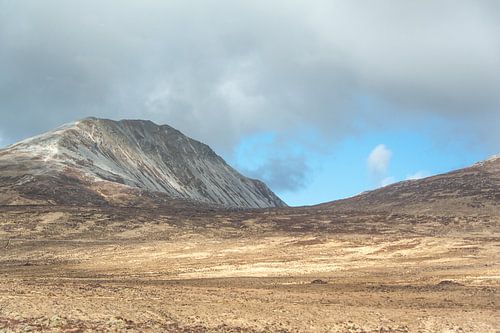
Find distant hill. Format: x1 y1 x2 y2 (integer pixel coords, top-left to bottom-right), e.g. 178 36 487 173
316 156 499 215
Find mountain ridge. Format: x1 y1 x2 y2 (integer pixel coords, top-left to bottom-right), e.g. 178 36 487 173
316 155 499 215
0 118 285 208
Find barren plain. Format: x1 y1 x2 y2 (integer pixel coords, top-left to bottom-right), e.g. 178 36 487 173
0 205 498 332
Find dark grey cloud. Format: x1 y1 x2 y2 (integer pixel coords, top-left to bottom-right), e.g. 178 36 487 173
243 156 310 192
0 0 499 152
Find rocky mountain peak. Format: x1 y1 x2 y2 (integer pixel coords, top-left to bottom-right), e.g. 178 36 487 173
0 118 286 208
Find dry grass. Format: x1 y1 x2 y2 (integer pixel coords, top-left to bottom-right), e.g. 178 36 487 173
0 206 498 332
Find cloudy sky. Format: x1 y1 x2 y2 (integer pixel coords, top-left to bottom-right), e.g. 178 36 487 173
1 0 499 205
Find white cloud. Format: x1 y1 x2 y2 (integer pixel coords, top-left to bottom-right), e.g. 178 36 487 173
380 176 396 187
367 144 397 188
405 170 429 180
367 144 392 176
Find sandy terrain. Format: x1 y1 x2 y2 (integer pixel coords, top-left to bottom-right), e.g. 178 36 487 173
0 206 498 332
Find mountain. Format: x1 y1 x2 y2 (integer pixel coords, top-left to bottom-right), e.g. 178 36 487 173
0 118 286 208
317 155 500 215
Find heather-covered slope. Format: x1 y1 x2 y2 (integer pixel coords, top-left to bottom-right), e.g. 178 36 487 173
318 156 500 215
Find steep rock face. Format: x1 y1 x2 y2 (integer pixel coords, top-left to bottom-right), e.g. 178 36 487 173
0 118 286 208
317 156 500 215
